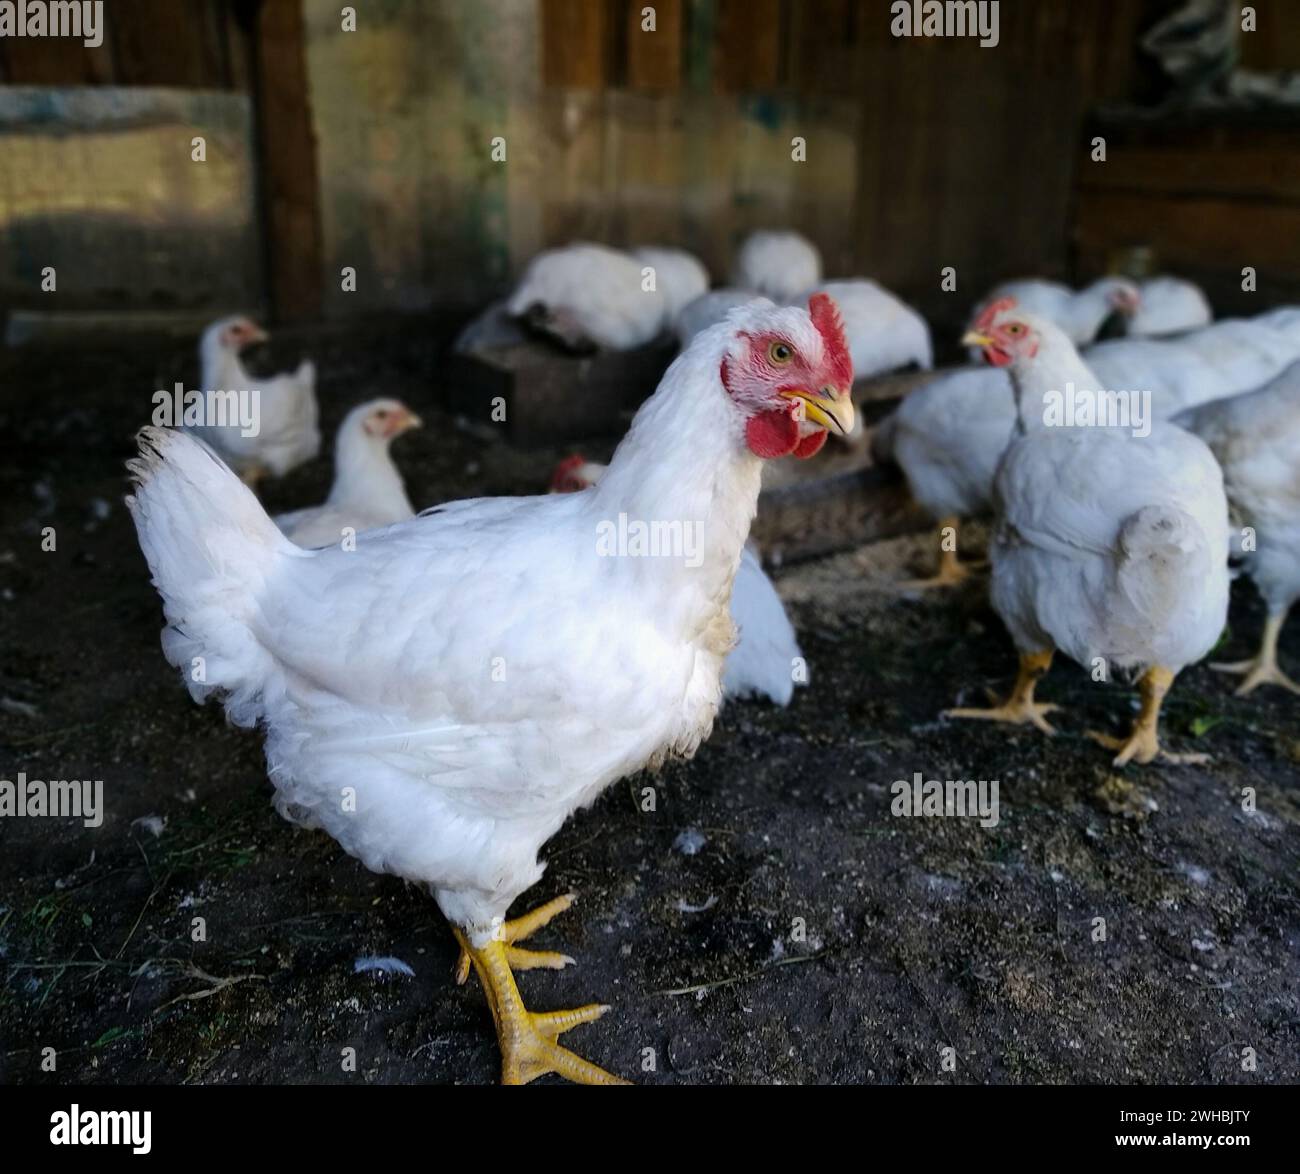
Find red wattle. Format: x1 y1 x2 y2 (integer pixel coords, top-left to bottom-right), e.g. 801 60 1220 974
793 429 828 459
745 409 801 458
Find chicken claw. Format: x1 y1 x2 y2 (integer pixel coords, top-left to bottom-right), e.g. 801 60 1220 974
898 517 986 591
944 649 1058 734
1211 614 1300 696
1086 665 1209 767
454 892 577 985
452 926 628 1086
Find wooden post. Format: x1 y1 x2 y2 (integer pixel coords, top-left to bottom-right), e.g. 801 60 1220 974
251 0 323 322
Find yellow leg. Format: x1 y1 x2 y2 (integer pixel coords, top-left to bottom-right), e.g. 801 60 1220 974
1088 665 1209 767
452 927 628 1086
899 517 985 590
454 891 577 985
944 649 1059 734
1211 611 1299 696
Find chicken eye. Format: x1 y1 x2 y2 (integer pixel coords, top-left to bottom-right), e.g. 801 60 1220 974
769 341 793 364
1006 324 1024 335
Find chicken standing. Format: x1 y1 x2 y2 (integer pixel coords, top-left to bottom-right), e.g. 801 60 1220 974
127 295 854 1084
190 316 320 486
950 299 1229 766
877 316 1300 588
967 277 1140 353
275 399 422 549
549 455 805 706
1175 360 1300 694
731 230 822 303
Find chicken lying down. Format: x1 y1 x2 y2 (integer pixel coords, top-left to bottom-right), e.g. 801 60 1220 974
189 316 320 487
274 399 422 550
549 455 804 706
1175 360 1300 694
876 315 1300 589
953 298 1230 767
126 294 854 1085
967 277 1139 355
731 230 822 303
501 242 709 353
1127 276 1212 337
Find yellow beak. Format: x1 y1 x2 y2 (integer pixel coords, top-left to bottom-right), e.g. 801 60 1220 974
962 331 993 348
781 388 855 437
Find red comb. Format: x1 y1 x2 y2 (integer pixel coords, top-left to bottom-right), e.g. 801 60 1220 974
549 453 588 493
975 295 1017 333
809 293 854 388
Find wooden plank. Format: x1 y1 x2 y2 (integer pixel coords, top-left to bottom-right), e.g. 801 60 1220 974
540 0 610 89
713 0 781 92
110 0 227 87
753 463 930 565
253 0 323 322
626 0 682 90
1075 189 1300 312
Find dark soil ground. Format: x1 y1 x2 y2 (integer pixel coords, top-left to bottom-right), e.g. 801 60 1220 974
1 321 1297 1086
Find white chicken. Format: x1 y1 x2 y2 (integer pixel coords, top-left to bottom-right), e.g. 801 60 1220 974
877 316 1300 587
274 399 422 549
1175 360 1300 694
126 295 854 1084
676 289 764 347
190 316 320 486
505 242 665 352
549 455 804 706
731 230 822 303
950 299 1230 766
967 277 1140 353
796 280 932 378
631 246 710 328
1127 276 1212 337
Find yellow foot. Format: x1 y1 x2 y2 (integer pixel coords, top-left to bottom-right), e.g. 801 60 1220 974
453 925 628 1086
454 892 576 985
1211 656 1300 697
898 558 982 591
944 694 1060 734
1087 728 1209 768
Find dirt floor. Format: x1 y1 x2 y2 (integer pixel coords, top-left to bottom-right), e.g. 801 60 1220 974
1 322 1298 1086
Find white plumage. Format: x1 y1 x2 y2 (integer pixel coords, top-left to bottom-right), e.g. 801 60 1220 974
274 398 421 549
505 242 667 351
1127 276 1212 337
676 289 764 347
188 316 320 484
731 230 822 303
126 296 853 1083
968 277 1139 352
877 317 1300 582
1175 360 1300 693
952 306 1229 765
797 280 931 378
631 246 710 328
548 456 803 706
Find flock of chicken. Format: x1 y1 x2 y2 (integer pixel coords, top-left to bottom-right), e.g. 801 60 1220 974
125 229 1298 1085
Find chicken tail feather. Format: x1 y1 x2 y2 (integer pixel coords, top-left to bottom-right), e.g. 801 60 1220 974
126 425 299 724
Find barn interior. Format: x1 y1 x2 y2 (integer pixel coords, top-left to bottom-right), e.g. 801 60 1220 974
2 0 1298 1087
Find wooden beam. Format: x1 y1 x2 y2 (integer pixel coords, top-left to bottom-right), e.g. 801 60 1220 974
251 0 322 322
626 0 682 90
540 0 610 89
